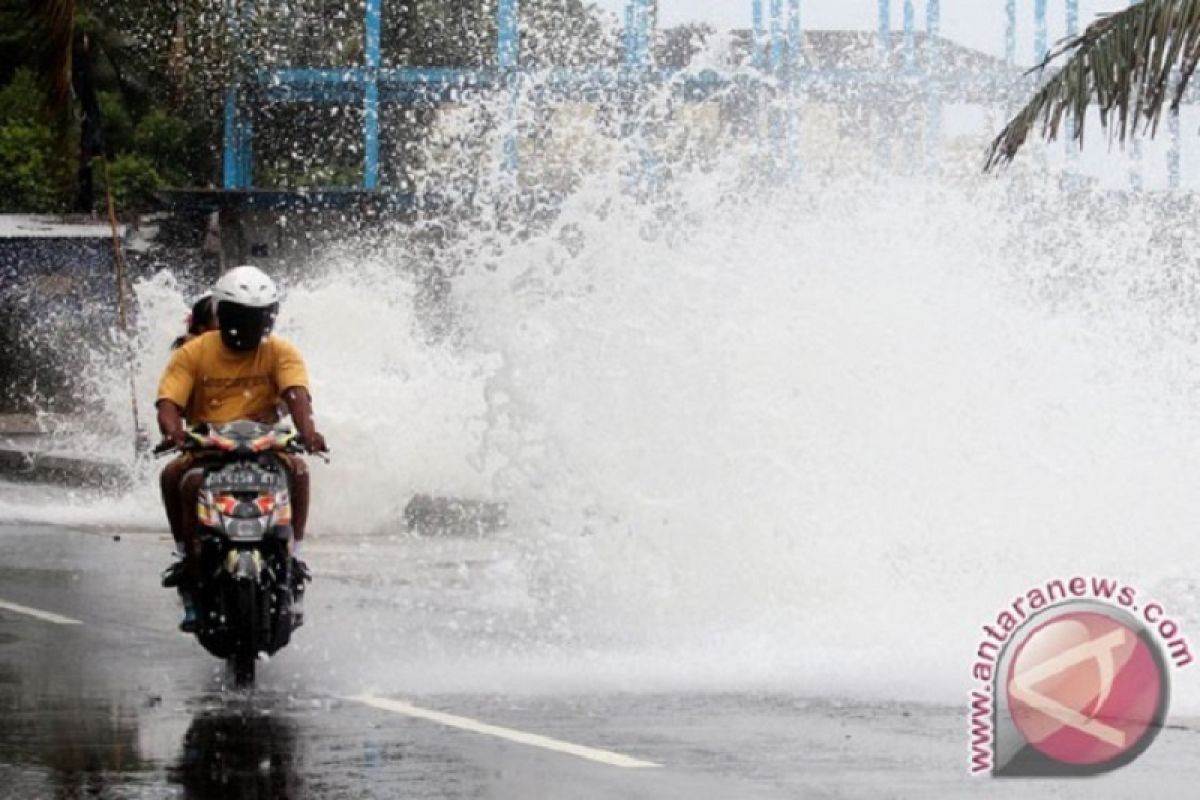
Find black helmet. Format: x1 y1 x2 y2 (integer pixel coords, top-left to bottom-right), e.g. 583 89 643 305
216 300 279 351
212 266 280 352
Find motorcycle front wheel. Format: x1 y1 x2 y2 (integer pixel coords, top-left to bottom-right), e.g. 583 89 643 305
231 579 259 686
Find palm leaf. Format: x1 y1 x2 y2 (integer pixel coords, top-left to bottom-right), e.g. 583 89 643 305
985 0 1200 171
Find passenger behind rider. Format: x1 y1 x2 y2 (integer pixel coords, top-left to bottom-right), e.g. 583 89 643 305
156 266 327 630
171 293 218 351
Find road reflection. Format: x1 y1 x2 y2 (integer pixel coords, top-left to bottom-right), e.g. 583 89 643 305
171 705 307 799
0 612 149 798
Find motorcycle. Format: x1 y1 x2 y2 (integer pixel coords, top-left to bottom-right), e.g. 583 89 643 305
156 420 313 685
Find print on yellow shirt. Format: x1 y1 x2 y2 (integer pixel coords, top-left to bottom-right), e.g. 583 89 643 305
157 331 310 424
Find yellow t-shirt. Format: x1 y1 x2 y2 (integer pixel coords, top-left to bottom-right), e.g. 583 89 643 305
157 331 310 424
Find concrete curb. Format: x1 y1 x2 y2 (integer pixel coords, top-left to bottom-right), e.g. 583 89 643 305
0 447 506 537
0 414 117 436
0 415 45 435
0 448 132 489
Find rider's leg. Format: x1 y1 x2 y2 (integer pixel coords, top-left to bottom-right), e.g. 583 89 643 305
160 455 196 591
159 455 191 547
287 456 310 545
175 467 206 633
280 456 311 626
179 468 206 566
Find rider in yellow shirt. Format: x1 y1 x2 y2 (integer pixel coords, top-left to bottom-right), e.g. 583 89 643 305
157 266 327 630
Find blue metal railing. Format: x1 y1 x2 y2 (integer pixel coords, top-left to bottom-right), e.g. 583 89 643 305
1035 0 1049 62
223 0 659 190
364 0 382 189
221 1 1186 193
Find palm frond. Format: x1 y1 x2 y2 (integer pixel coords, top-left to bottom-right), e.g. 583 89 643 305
27 0 77 106
985 0 1200 171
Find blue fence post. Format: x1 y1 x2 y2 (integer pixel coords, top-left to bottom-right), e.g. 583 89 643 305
239 0 257 188
619 0 653 66
926 0 940 63
902 0 915 72
752 0 766 69
498 0 519 68
787 0 801 176
1035 0 1048 63
924 0 942 175
364 0 381 190
631 0 659 194
222 0 245 189
770 0 784 73
239 110 254 187
876 0 891 171
877 0 891 57
626 0 643 66
766 0 785 174
498 0 520 179
623 0 653 67
640 0 654 66
1005 0 1016 66
633 0 643 65
898 0 916 169
223 87 241 189
787 0 801 72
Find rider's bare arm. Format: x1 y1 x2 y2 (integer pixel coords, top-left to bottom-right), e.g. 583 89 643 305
157 400 187 447
282 387 327 453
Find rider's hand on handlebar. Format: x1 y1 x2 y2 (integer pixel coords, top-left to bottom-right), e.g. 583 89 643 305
303 430 328 454
161 428 188 450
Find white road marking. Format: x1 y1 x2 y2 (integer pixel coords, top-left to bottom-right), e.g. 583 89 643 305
347 694 660 769
0 598 82 626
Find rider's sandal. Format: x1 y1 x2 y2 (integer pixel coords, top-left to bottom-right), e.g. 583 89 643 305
291 557 311 627
161 559 186 589
179 603 198 633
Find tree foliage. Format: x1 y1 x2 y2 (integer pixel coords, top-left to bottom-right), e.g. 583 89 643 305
2 0 617 207
986 0 1200 170
103 152 162 210
0 68 65 212
0 123 57 211
133 108 195 183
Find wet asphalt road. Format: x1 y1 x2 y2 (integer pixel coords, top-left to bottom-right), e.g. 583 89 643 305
2 519 1200 799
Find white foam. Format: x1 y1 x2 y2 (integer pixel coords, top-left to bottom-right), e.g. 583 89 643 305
9 131 1200 711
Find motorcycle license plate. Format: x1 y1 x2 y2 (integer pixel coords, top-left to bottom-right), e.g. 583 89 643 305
212 469 277 488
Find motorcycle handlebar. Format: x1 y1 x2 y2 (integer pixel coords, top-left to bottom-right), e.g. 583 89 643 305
152 440 180 457
151 438 326 458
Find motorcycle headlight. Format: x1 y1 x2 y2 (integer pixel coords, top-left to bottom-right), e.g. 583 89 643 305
227 518 268 541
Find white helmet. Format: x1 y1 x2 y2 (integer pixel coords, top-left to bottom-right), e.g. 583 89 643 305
212 265 279 308
212 266 280 351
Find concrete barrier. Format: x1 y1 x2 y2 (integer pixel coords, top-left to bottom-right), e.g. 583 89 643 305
0 416 504 535
0 447 131 489
0 415 131 488
403 494 507 537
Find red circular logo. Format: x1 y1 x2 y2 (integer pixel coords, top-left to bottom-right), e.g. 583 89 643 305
1006 610 1166 766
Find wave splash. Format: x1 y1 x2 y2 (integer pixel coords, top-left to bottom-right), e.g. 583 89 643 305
7 117 1200 703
